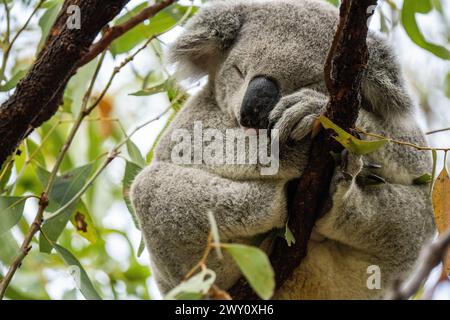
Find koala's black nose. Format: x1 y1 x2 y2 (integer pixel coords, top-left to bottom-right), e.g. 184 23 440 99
240 76 280 129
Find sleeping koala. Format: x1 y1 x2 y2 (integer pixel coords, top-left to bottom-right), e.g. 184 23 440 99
131 0 435 299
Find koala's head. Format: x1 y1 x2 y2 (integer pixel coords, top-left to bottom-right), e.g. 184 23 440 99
169 0 338 129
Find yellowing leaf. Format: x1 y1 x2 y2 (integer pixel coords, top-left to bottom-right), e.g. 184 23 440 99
98 96 114 138
319 115 388 155
69 201 98 244
432 167 450 274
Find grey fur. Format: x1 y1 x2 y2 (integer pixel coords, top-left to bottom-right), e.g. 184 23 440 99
131 0 434 299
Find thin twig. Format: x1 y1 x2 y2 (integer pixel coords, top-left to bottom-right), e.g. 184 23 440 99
386 231 450 300
77 0 177 67
0 0 45 81
357 128 450 152
426 127 450 135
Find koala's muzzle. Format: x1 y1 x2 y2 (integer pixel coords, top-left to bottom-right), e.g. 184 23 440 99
240 76 280 129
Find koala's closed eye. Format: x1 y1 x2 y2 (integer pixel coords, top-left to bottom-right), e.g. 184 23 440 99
233 65 245 79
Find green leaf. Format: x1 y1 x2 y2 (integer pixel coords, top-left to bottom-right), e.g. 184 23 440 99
0 231 19 264
0 156 14 192
38 0 62 50
129 79 167 96
123 161 143 229
431 0 443 13
413 173 432 185
146 110 178 163
37 164 93 253
319 116 388 155
401 0 450 60
223 244 275 300
0 69 27 92
126 140 146 167
26 138 46 167
0 197 27 235
284 224 296 247
326 0 340 7
137 236 146 257
53 244 102 300
69 201 98 244
165 268 216 300
110 4 188 55
444 73 450 99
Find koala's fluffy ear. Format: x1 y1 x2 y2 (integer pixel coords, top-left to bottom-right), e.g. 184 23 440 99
168 1 244 81
362 32 413 117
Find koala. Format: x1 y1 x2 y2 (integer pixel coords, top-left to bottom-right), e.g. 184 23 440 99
131 0 435 299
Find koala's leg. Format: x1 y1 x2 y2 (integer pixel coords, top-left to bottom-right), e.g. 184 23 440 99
315 152 435 275
269 88 328 142
130 162 286 293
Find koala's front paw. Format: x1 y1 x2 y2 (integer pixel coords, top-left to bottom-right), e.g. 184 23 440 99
269 89 327 142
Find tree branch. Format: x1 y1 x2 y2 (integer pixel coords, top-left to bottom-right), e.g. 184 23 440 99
0 0 178 169
386 231 450 300
0 0 130 168
229 0 378 300
77 0 176 67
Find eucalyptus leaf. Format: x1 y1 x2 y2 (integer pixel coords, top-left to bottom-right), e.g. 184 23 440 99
0 69 27 92
223 244 275 300
123 161 143 229
0 197 27 235
319 116 388 155
401 0 450 60
37 164 93 253
126 140 146 167
53 244 102 300
165 268 216 300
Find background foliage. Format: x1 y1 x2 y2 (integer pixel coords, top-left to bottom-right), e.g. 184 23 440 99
0 0 449 300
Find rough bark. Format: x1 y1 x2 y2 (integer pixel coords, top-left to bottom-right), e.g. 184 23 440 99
229 0 378 300
0 0 130 166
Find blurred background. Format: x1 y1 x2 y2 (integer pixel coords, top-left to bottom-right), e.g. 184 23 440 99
0 0 449 300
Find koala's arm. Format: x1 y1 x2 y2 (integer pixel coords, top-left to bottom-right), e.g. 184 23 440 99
315 117 435 267
131 161 286 293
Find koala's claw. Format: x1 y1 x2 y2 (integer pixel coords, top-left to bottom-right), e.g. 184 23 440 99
333 150 363 187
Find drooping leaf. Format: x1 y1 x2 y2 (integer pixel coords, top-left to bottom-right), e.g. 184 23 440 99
146 110 178 163
431 149 438 193
126 140 146 168
319 116 388 155
137 236 146 257
223 244 275 300
37 164 93 253
0 197 27 235
0 231 19 264
53 244 102 300
432 167 450 233
123 161 143 229
432 167 450 275
401 0 450 60
165 268 216 300
69 201 98 244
